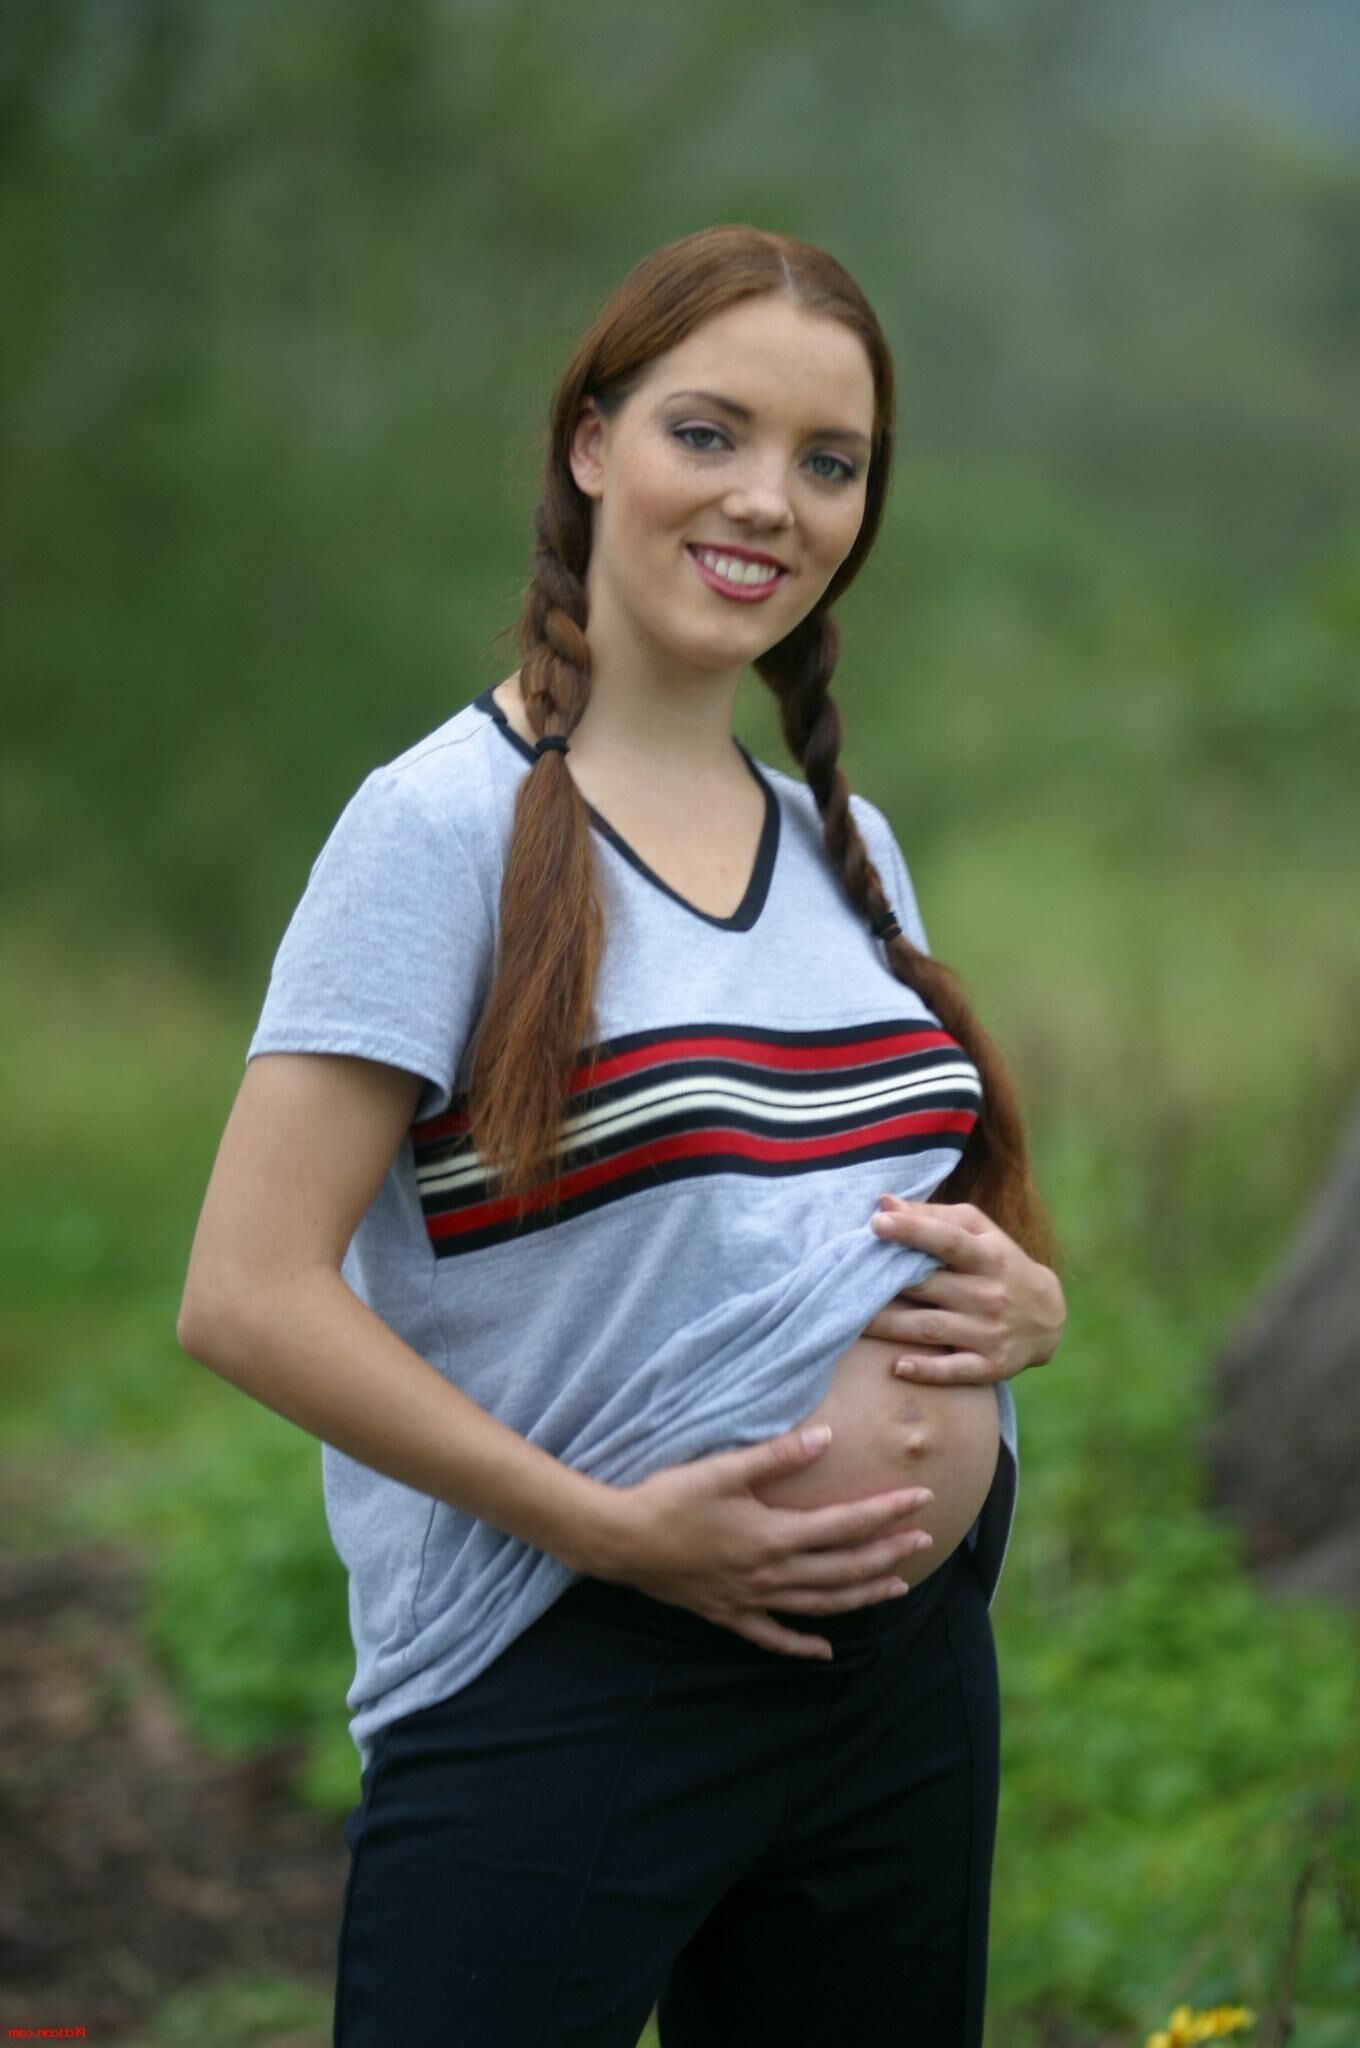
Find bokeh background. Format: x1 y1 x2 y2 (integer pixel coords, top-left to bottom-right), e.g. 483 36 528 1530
3 2 1358 2042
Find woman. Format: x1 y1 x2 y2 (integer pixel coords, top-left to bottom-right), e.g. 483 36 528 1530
178 225 1065 2046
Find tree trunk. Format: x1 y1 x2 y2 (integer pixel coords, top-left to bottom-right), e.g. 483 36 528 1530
1200 1094 1360 1604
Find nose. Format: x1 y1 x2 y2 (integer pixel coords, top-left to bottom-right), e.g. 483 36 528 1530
721 457 796 531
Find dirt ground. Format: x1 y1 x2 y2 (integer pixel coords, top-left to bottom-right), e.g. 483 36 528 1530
0 1454 345 2043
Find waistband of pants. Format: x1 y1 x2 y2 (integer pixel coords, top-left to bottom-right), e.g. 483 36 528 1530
554 1537 978 1656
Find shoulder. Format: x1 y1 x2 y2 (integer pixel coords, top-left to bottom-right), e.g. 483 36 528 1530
362 698 500 820
744 747 928 949
300 699 505 928
334 700 505 858
742 749 902 866
847 786 897 857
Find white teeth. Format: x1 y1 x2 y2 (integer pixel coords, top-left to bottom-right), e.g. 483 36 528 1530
694 547 782 587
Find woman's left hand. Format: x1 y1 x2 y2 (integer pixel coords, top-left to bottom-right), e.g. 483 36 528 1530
863 1194 1066 1385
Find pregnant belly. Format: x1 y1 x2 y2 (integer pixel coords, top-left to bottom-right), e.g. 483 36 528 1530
751 1332 1001 1588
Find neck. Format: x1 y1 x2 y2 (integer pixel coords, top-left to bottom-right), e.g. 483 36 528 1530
570 656 746 785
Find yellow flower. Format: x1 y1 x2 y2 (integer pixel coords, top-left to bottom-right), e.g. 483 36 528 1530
1193 2011 1255 2041
1145 2003 1255 2048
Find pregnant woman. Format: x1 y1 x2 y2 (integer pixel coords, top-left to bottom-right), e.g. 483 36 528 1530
178 224 1065 2047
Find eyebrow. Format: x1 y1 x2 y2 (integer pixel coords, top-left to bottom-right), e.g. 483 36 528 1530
662 388 872 451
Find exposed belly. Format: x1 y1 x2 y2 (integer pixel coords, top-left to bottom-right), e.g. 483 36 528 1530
751 1332 1002 1588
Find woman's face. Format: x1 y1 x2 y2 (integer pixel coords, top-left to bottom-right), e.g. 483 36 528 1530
568 294 876 686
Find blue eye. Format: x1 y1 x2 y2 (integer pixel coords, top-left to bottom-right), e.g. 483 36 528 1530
672 424 857 483
673 424 726 452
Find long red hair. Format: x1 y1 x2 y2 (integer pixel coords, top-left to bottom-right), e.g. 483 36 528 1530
468 224 1058 1270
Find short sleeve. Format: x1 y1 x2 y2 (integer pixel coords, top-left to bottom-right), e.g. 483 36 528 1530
851 792 931 955
246 765 496 1123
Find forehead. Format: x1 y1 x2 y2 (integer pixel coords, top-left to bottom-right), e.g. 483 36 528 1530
635 296 875 431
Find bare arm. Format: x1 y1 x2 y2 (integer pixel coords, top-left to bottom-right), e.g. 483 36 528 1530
177 1051 627 1571
177 1051 937 1655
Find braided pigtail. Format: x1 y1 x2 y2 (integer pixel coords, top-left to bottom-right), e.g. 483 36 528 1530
464 494 606 1212
465 222 1056 1257
755 610 1059 1271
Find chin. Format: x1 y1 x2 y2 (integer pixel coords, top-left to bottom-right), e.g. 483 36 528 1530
683 604 788 657
682 638 769 677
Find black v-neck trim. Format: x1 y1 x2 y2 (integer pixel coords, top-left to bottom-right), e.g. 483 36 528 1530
472 685 780 933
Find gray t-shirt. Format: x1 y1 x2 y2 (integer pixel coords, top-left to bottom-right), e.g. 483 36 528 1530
247 686 1019 1769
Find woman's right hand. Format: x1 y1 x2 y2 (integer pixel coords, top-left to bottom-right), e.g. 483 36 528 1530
589 1426 934 1659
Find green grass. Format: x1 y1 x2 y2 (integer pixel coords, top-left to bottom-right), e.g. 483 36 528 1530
124 1971 332 2048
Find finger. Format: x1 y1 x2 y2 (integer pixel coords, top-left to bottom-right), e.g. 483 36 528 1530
892 1352 998 1385
757 1540 929 1605
726 1612 834 1660
764 1487 935 1553
861 1286 974 1346
869 1208 994 1273
765 1573 914 1614
870 1201 997 1273
859 1300 929 1344
889 1307 990 1352
892 1271 981 1309
876 1195 993 1236
759 1531 934 1596
712 1423 839 1492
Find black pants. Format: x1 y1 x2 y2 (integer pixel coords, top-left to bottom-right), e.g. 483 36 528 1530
334 1539 1000 2047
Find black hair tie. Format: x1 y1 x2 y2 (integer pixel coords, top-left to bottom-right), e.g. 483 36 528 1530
533 733 570 758
870 907 902 941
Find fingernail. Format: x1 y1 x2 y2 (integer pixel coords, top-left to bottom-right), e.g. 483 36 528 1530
802 1425 833 1450
870 1213 893 1234
888 1580 909 1596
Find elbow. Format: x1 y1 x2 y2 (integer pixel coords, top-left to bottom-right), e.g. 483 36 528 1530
176 1286 224 1370
176 1260 254 1373
177 1250 331 1378
175 1290 212 1365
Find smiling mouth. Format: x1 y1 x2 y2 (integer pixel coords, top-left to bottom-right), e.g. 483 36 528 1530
686 545 791 601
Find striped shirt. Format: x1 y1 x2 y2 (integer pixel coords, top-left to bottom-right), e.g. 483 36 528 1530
246 687 1019 1770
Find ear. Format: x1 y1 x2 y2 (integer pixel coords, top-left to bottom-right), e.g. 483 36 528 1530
568 398 608 501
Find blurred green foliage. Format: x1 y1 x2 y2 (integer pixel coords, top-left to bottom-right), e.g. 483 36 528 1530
4 2 1359 2042
5 0 1358 978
